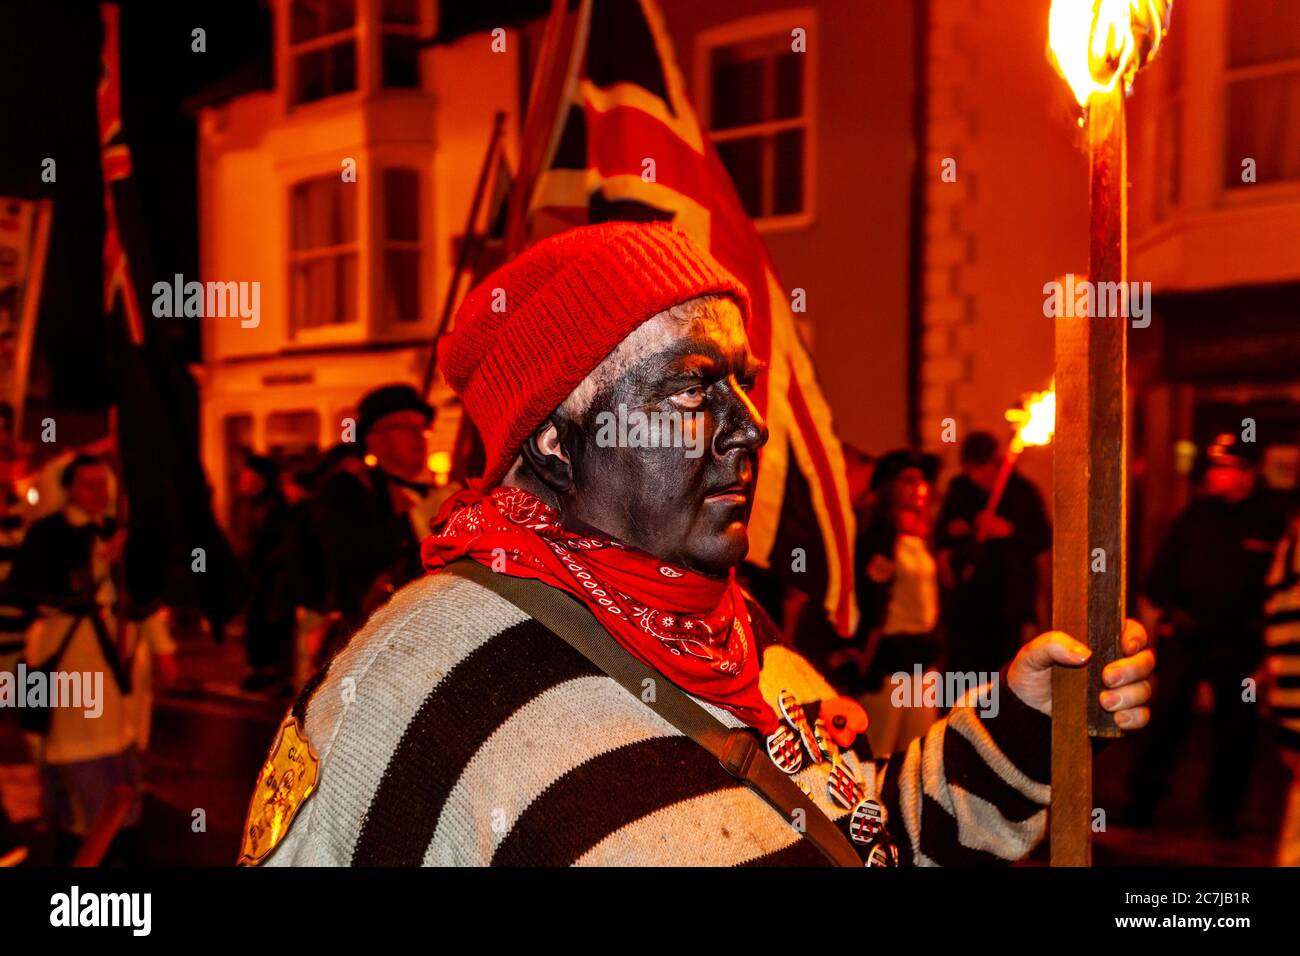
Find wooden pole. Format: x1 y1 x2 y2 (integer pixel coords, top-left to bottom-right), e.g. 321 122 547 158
1083 89 1128 742
11 198 52 439
504 0 577 256
420 110 507 397
1050 85 1128 866
977 445 1020 539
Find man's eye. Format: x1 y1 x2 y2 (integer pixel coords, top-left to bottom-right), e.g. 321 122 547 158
673 385 706 407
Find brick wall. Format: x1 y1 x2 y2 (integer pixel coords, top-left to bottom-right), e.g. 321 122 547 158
920 0 980 466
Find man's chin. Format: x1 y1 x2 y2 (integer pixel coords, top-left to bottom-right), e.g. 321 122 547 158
678 525 750 578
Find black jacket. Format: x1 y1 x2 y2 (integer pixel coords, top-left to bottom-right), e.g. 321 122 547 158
312 465 425 625
936 470 1051 627
1145 490 1291 635
10 512 116 612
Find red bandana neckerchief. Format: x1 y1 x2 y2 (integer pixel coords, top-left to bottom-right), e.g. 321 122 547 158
422 486 778 734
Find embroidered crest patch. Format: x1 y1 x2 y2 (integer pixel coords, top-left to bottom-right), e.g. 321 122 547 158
238 715 320 866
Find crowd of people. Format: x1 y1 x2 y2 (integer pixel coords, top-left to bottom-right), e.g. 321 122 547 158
0 384 458 866
226 384 458 696
1125 434 1294 845
0 237 1295 865
782 427 1298 862
788 433 1053 759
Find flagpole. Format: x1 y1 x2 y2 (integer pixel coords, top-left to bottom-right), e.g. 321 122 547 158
11 199 52 439
420 110 508 397
504 0 569 254
504 0 592 256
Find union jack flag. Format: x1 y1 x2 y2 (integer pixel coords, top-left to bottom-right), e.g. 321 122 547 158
511 0 858 635
93 1 240 627
98 1 143 345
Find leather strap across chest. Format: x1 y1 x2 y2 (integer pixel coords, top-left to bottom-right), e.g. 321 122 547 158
445 559 863 867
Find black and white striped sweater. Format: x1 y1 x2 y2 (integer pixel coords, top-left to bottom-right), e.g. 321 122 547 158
259 570 1051 866
1266 518 1300 754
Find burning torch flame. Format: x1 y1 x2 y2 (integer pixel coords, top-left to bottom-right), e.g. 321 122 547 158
1048 0 1173 107
977 384 1057 536
1006 384 1056 453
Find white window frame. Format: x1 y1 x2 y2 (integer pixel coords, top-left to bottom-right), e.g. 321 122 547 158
1211 0 1300 205
377 0 428 90
283 0 363 109
377 165 424 330
1220 4 1300 197
694 8 817 233
286 170 364 344
1148 16 1185 224
276 0 434 113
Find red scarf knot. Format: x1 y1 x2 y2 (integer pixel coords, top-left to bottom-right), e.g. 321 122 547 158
423 486 778 733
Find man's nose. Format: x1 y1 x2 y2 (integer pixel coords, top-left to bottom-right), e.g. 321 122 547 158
714 378 768 457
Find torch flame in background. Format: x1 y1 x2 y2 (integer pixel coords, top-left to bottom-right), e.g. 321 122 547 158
1048 0 1173 107
975 384 1057 537
1006 383 1057 453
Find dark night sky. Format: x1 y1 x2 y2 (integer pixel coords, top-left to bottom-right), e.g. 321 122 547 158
0 0 269 412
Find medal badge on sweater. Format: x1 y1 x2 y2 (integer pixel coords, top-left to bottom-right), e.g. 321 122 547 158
238 715 320 865
766 689 897 860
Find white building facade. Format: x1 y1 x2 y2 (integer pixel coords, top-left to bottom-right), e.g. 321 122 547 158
195 0 518 520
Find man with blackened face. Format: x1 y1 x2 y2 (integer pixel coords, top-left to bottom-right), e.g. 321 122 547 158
247 222 1154 868
517 295 763 577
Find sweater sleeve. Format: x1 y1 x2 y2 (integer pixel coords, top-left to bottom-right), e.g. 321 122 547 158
870 667 1051 866
1265 521 1300 754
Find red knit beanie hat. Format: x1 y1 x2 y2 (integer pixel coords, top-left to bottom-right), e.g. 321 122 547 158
438 221 751 487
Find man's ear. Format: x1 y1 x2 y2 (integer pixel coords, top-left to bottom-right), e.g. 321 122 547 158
521 416 574 493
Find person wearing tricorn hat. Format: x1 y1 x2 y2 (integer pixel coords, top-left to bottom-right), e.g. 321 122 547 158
242 221 1154 867
827 450 942 756
309 384 436 651
1125 432 1291 836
